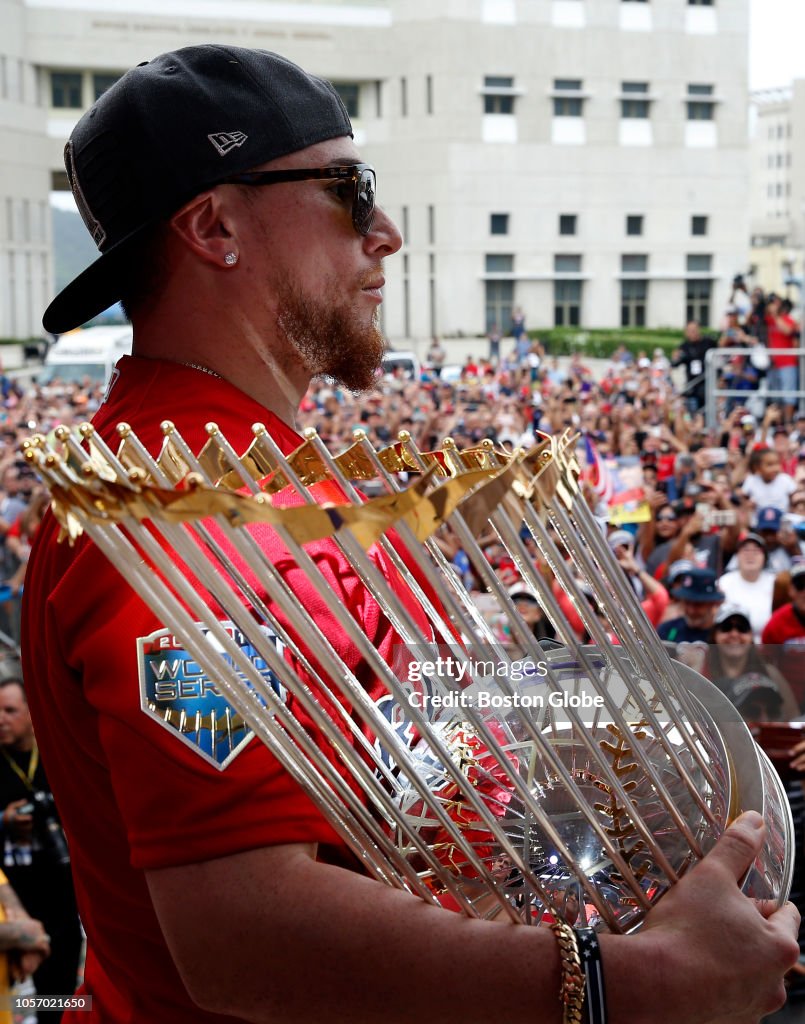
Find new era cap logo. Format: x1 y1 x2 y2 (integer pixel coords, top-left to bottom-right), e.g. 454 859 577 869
208 131 248 156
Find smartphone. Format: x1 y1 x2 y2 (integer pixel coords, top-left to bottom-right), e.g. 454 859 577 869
701 447 729 467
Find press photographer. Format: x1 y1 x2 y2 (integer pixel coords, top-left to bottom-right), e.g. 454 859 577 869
0 674 80 1021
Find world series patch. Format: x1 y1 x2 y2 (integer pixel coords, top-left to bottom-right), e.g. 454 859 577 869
137 621 285 770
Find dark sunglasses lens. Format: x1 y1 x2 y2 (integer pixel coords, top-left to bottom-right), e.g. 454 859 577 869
353 168 375 235
793 576 805 591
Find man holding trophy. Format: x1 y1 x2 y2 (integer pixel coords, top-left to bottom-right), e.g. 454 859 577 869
20 45 799 1024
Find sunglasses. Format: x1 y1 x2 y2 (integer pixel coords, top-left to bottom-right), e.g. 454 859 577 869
715 619 751 634
220 163 376 236
792 575 805 591
657 514 677 522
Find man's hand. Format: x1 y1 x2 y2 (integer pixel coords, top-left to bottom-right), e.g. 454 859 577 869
615 549 639 576
2 799 33 842
628 812 800 1024
0 915 51 981
789 739 805 774
682 511 705 538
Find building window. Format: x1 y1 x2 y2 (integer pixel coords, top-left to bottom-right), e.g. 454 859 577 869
553 254 582 327
50 71 82 108
621 255 648 327
622 254 648 274
375 81 383 118
559 214 577 236
490 213 509 235
553 79 583 117
483 76 515 114
554 281 582 326
686 254 712 325
486 280 514 332
485 254 514 332
92 73 120 101
687 83 715 120
626 214 644 236
621 280 647 326
333 83 360 118
691 215 708 236
400 78 407 117
429 253 436 335
686 254 712 273
401 206 409 243
686 280 712 325
401 254 410 333
426 74 433 115
688 0 713 4
486 254 514 274
428 205 435 244
621 81 649 119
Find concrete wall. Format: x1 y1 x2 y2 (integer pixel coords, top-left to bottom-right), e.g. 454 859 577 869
0 0 751 339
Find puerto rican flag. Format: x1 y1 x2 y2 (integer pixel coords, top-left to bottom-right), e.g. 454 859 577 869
582 434 615 505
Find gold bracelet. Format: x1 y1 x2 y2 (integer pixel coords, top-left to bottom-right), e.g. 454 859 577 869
550 920 585 1024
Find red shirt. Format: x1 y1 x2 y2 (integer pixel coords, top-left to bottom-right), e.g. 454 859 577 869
761 602 805 707
766 314 798 368
22 357 431 1022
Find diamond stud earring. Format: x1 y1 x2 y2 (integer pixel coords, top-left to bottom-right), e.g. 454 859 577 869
224 252 239 266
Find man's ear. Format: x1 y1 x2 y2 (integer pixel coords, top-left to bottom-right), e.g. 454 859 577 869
169 190 237 267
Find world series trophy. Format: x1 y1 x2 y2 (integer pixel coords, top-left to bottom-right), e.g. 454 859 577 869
23 422 793 940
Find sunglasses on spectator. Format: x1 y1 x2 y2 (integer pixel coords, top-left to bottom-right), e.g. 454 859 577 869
792 576 805 592
219 163 376 236
715 619 752 634
657 514 677 522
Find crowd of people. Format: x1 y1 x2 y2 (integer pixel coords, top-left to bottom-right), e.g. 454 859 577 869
1 290 805 712
1 296 803 1014
1 41 803 1024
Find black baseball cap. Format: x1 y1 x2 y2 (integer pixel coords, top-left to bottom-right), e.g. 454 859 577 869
43 45 353 334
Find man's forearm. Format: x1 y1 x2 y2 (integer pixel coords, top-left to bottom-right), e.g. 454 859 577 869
146 822 796 1024
149 846 567 1024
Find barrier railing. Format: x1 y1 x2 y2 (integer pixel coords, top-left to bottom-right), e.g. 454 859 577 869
704 346 805 429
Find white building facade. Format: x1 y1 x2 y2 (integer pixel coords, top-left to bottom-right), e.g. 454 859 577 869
1 0 751 341
750 82 805 298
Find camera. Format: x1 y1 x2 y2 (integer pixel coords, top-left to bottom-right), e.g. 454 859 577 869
22 791 70 866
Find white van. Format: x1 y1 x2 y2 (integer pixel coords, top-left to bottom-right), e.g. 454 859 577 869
381 349 421 382
38 325 133 386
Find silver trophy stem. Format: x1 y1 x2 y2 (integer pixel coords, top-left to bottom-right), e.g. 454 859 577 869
101 427 524 915
400 436 716 848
